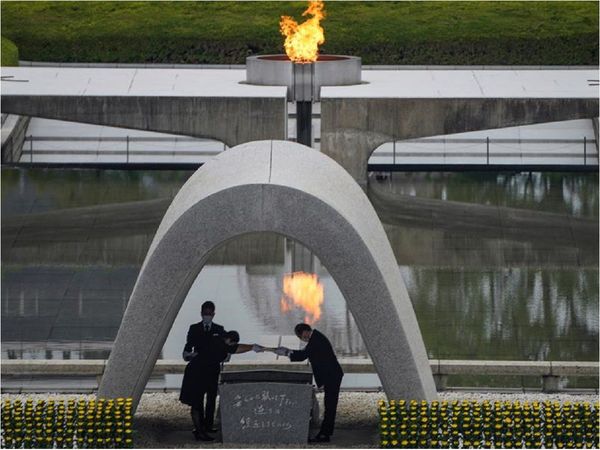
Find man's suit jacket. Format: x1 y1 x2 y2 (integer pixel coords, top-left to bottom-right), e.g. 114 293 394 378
180 322 231 402
183 322 226 357
289 329 344 387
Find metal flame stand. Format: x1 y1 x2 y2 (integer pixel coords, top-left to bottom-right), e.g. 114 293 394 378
293 62 315 147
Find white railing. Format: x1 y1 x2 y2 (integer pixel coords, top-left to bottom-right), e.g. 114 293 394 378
19 135 599 167
369 137 599 168
20 135 226 164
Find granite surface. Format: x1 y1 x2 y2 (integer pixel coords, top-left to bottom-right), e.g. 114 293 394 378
98 141 437 409
219 382 312 445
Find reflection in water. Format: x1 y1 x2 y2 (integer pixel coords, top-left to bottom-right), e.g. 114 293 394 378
164 246 369 363
403 266 598 361
372 172 598 219
280 272 324 325
1 169 598 379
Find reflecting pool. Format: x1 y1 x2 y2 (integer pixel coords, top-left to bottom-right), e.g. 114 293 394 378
2 168 598 388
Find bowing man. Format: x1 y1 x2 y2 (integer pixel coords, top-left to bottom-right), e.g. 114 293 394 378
275 323 344 443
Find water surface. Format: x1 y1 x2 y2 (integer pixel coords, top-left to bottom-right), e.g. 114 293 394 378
2 168 597 388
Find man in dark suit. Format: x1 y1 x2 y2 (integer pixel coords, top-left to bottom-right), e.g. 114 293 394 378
179 301 257 441
275 323 344 443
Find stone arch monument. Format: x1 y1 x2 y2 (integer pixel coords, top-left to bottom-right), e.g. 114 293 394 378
98 140 437 408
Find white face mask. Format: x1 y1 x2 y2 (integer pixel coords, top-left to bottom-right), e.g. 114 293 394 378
202 315 213 326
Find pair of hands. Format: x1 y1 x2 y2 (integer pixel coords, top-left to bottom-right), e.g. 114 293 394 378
252 344 291 357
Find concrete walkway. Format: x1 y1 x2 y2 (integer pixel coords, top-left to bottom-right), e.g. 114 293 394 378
1 68 280 97
4 67 596 99
324 69 598 98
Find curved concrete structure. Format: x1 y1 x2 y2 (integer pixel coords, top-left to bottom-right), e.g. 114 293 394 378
98 140 437 408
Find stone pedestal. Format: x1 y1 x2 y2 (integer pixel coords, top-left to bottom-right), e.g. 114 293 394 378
219 381 313 445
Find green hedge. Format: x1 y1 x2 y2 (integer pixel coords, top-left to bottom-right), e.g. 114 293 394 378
1 37 19 66
1 398 134 449
378 399 599 448
1 1 598 65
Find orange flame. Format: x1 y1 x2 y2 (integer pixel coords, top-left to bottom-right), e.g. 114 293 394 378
280 272 324 324
280 1 325 63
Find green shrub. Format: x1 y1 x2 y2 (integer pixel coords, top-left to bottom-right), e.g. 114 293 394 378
378 399 600 448
1 397 134 449
1 2 598 65
1 37 19 66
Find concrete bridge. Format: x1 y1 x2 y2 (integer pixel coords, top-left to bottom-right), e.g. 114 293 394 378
0 68 287 147
320 69 599 183
1 67 598 183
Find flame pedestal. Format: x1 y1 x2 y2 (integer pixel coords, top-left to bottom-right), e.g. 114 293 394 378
246 55 361 146
246 55 361 102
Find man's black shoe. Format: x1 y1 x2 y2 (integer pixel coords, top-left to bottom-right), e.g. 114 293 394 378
193 430 215 441
309 433 330 443
205 426 219 433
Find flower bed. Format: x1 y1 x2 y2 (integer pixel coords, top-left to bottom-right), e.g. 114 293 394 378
1 397 133 449
379 399 599 449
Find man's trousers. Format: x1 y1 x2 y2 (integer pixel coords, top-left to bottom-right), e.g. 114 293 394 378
319 376 342 436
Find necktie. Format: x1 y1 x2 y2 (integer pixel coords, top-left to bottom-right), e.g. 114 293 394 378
205 325 209 333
